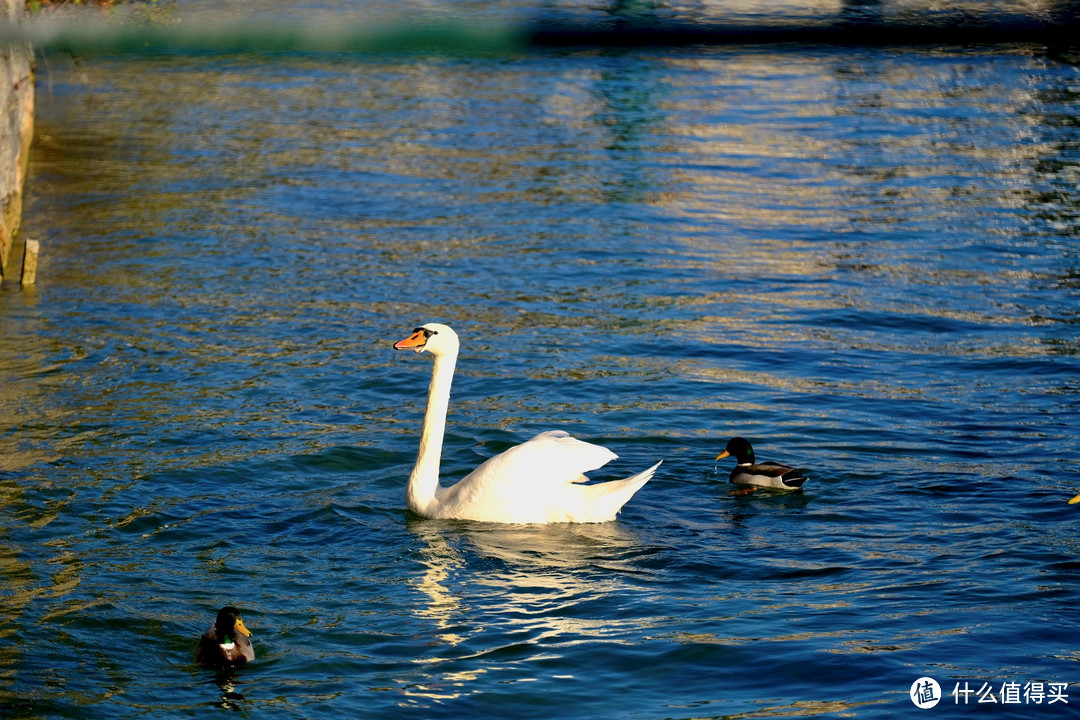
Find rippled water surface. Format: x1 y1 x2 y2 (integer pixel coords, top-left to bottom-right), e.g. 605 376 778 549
2 3 1079 718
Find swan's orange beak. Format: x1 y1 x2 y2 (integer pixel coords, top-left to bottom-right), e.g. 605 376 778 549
394 329 428 352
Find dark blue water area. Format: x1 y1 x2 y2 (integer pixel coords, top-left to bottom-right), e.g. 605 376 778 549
2 8 1080 718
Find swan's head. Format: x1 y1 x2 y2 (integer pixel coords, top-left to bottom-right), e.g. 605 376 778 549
394 323 459 357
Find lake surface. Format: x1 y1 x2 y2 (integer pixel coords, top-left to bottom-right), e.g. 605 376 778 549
2 1 1079 717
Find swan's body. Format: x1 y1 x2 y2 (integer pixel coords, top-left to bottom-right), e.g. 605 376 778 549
394 323 660 524
716 437 807 491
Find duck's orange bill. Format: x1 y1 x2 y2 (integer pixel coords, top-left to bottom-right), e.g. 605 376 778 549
1068 493 1080 505
233 617 253 637
394 330 427 351
715 450 731 461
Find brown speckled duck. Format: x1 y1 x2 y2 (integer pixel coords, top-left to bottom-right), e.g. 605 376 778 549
716 437 807 491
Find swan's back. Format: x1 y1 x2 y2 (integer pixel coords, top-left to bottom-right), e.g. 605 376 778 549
433 431 658 523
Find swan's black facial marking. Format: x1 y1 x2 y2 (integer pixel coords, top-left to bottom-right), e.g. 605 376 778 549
415 327 438 339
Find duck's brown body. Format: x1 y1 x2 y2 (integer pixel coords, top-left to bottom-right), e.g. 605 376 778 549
195 606 255 670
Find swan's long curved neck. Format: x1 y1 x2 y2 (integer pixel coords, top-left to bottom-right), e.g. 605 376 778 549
407 350 456 515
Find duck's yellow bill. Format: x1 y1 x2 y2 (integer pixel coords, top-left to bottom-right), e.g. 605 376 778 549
1068 493 1080 505
233 617 253 637
715 450 730 461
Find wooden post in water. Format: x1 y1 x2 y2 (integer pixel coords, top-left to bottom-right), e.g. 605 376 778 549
0 0 36 280
21 238 38 286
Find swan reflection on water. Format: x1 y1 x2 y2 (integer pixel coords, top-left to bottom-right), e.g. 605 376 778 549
408 516 646 579
402 519 651 703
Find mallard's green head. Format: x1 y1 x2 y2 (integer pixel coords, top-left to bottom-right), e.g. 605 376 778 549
214 606 252 643
716 437 755 465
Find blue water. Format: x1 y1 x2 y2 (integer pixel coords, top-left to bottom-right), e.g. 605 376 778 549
2 4 1079 718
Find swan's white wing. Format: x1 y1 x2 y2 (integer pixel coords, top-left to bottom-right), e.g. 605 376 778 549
433 430 619 522
461 430 616 488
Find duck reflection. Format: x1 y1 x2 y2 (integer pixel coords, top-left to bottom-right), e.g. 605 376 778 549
210 674 248 711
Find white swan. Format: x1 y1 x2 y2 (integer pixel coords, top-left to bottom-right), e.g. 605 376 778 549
393 323 661 524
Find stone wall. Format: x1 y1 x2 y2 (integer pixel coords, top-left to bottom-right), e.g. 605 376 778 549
0 0 33 277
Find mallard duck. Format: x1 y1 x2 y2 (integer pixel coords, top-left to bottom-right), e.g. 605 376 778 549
715 437 807 491
195 606 255 669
